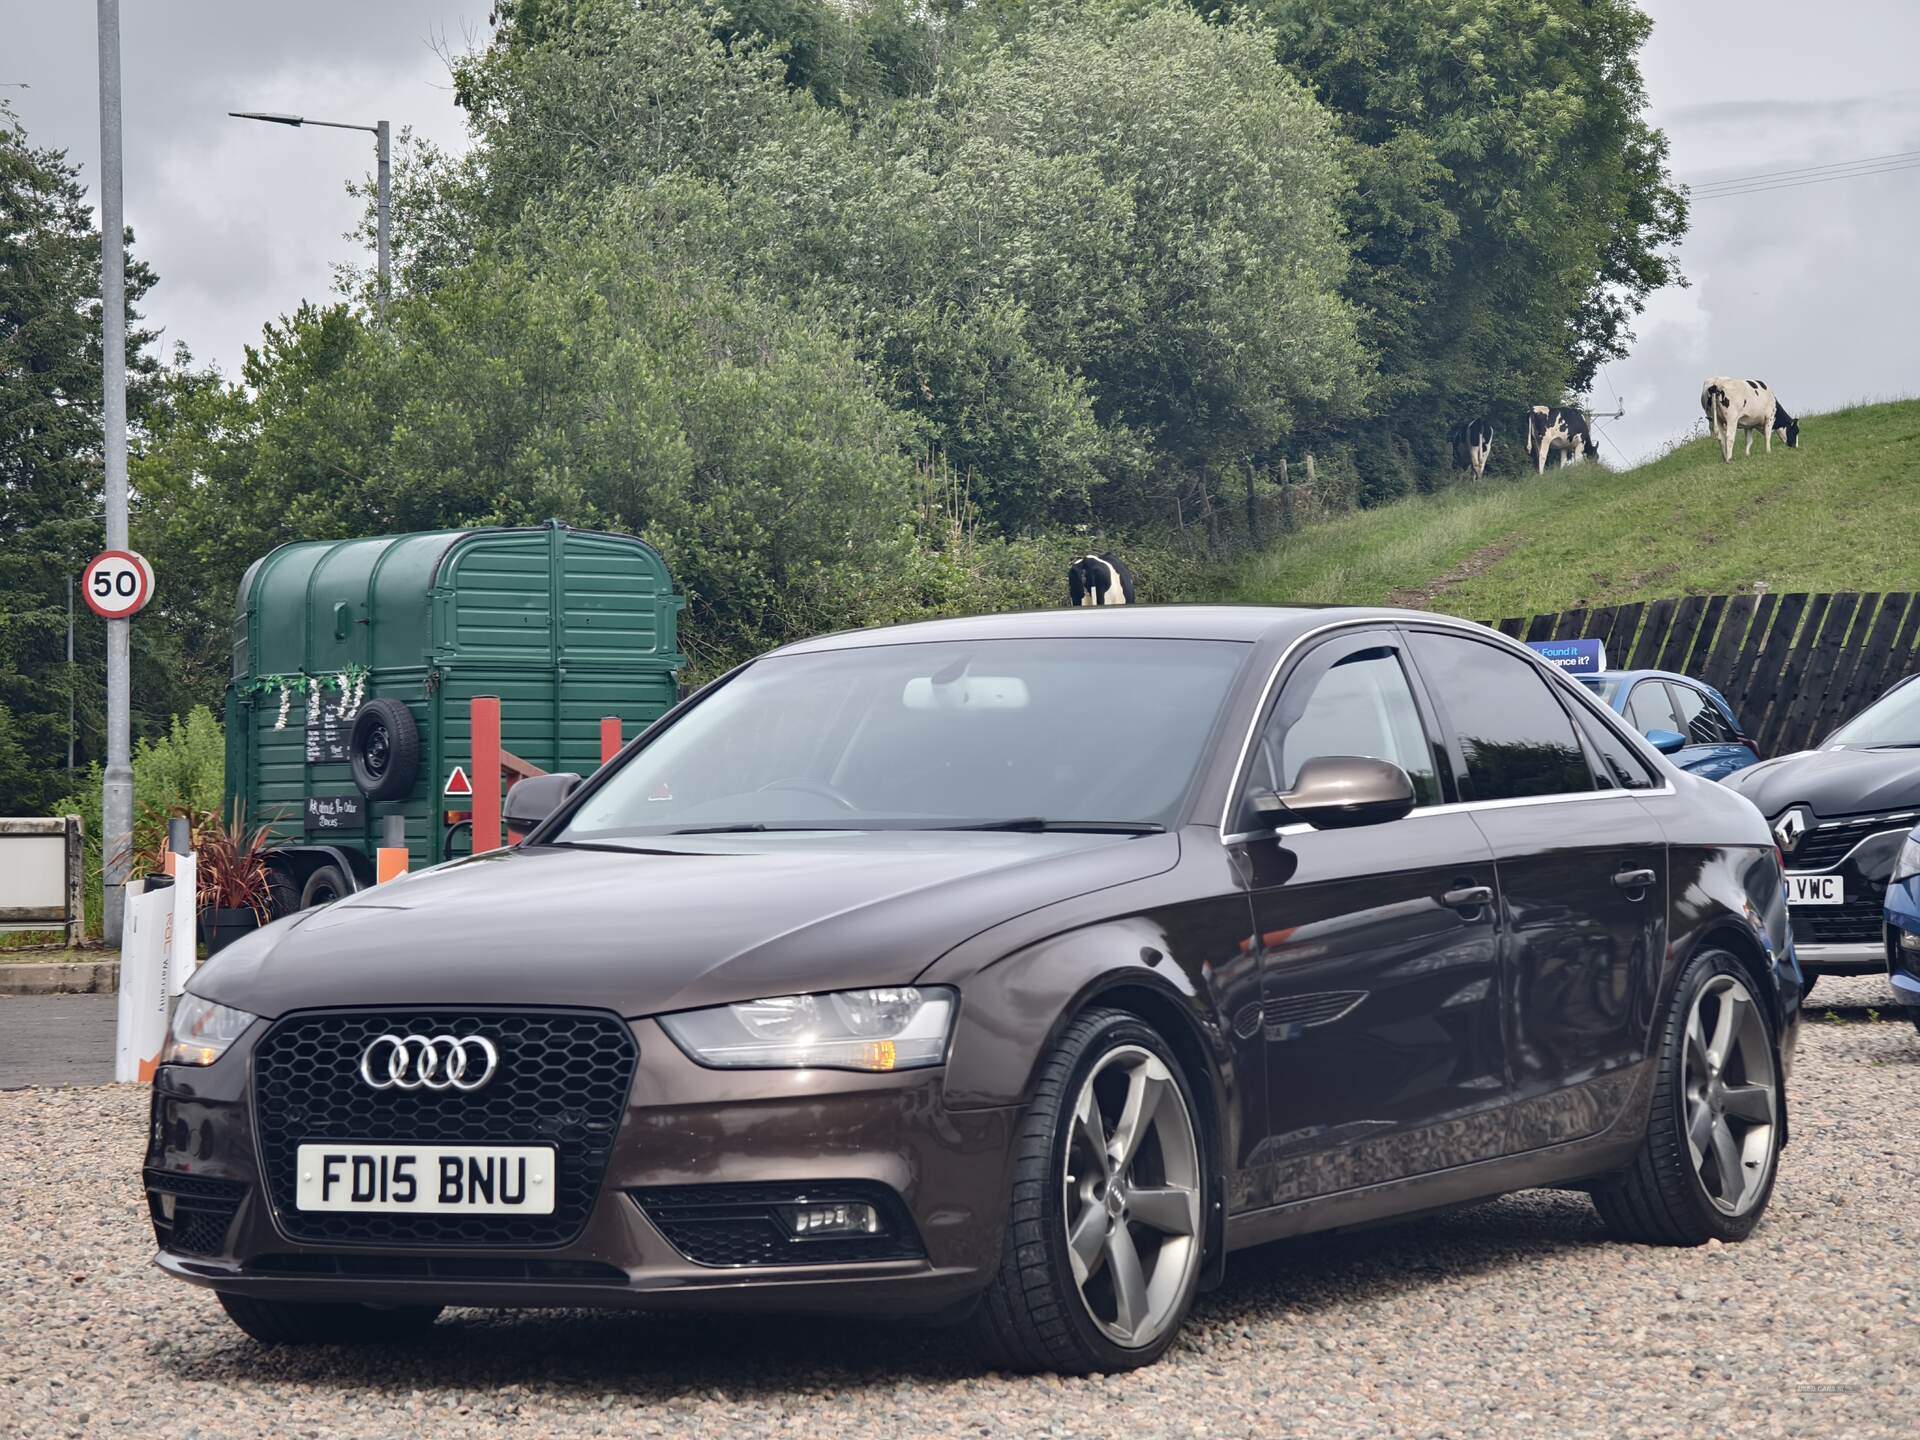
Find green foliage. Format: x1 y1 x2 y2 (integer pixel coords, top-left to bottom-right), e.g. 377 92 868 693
0 100 177 813
54 704 226 931
103 0 1684 726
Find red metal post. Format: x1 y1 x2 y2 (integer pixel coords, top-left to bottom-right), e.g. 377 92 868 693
472 695 502 854
600 715 622 767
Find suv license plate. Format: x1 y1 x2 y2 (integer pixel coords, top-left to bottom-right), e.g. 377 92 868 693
1785 873 1843 906
294 1143 556 1214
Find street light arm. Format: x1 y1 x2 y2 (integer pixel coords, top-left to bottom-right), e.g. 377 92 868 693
229 111 379 135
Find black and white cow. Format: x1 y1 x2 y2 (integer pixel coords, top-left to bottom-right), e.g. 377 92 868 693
1701 377 1800 461
1525 405 1592 473
1449 418 1494 480
1067 553 1136 607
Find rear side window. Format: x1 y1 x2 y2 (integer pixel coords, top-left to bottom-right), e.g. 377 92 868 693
1626 681 1684 737
1576 710 1658 790
1407 633 1595 801
1672 684 1737 745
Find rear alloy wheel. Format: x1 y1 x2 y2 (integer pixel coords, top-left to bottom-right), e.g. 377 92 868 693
966 1009 1206 1374
217 1293 442 1345
1593 950 1781 1244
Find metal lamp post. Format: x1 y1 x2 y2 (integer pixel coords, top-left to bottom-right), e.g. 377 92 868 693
230 110 391 322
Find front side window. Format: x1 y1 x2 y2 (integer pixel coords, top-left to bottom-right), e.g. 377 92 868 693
1626 681 1684 737
1237 644 1439 830
560 637 1251 837
1408 633 1595 801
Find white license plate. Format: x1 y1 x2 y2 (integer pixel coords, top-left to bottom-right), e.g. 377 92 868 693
1785 873 1844 906
294 1143 555 1215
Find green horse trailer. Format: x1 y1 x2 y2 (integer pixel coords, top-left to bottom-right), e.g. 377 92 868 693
225 522 685 911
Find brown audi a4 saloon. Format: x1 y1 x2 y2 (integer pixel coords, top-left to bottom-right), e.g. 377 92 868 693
148 606 1802 1373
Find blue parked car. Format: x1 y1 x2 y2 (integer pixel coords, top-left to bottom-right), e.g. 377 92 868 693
1880 830 1920 1034
1575 670 1761 781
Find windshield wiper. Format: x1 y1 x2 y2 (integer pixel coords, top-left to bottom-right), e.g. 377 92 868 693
939 818 1167 834
1866 743 1920 750
667 822 770 835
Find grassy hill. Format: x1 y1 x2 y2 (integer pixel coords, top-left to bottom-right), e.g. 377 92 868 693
1223 399 1920 620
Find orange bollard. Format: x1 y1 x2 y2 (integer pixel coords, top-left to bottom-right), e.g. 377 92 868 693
472 695 502 854
600 715 622 766
376 815 408 882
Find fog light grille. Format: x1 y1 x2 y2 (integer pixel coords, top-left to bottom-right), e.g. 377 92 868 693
630 1181 922 1267
145 1169 248 1257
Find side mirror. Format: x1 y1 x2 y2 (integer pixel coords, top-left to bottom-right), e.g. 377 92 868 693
503 772 582 835
1251 755 1417 831
1644 728 1687 756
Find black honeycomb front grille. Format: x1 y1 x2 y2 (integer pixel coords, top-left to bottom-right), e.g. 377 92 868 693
252 1008 636 1248
145 1169 248 1257
631 1181 923 1267
1795 898 1885 946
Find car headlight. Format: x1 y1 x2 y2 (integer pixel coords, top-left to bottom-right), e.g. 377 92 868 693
1895 830 1920 884
659 987 955 1072
162 993 259 1067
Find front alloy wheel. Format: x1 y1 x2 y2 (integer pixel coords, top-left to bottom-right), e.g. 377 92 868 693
1062 1046 1202 1347
966 1009 1207 1373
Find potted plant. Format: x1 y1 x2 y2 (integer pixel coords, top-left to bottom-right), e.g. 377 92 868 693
193 804 276 954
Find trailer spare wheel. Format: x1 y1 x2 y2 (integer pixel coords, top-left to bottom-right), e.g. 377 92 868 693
349 699 420 801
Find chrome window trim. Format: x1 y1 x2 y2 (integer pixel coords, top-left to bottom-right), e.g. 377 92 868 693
1216 615 1675 843
1222 783 1673 846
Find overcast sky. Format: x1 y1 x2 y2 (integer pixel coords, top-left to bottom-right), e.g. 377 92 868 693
6 1 1917 464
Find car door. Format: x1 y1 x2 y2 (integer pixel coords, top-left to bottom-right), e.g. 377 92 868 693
1229 628 1507 1207
1404 629 1667 1149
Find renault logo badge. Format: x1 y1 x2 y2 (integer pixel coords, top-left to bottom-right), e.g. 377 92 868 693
1772 807 1811 855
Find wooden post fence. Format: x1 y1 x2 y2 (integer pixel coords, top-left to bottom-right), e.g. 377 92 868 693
1490 591 1920 755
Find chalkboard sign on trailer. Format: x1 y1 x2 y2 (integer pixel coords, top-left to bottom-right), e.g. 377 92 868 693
305 693 351 765
305 794 364 832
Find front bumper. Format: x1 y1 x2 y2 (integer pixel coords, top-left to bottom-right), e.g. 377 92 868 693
1791 941 1886 975
1881 878 1920 1012
146 1016 1017 1315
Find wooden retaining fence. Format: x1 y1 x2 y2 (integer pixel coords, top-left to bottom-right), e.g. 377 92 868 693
1488 592 1920 756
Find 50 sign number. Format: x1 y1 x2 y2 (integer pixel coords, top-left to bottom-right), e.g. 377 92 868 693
81 550 154 620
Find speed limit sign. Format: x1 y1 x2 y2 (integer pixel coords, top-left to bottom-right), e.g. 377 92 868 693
81 549 155 620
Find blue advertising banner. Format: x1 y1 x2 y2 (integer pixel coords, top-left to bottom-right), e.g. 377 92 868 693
1525 638 1608 675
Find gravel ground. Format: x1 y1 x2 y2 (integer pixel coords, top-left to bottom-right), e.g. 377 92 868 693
2 976 1913 1440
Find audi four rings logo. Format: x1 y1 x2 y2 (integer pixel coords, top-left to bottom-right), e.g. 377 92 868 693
358 1033 500 1092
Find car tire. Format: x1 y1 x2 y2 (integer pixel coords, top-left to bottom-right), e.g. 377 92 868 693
1592 948 1782 1245
349 698 421 802
216 1293 442 1345
298 863 352 910
964 1008 1207 1375
265 865 301 920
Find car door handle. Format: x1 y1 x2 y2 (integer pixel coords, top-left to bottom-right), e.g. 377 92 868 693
1613 868 1657 891
1442 885 1493 910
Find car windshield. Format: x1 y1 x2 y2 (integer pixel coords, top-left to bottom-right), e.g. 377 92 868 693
559 637 1251 837
1578 677 1622 702
1826 679 1920 748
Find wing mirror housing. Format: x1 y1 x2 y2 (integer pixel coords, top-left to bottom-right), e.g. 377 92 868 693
503 772 582 835
1644 728 1687 756
1251 755 1417 830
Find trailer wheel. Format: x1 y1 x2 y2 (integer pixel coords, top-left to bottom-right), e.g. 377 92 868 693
298 863 352 910
349 699 420 801
266 865 301 920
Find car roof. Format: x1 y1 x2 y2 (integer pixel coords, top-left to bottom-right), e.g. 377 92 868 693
1582 668 1709 688
775 604 1462 654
